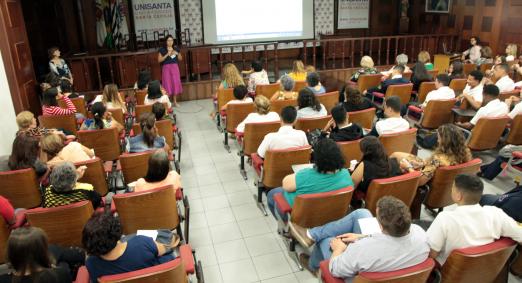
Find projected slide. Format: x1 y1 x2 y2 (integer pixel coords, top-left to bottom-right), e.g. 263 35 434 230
215 0 302 41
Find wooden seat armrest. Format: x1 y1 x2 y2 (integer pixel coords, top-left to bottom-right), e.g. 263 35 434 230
273 192 292 215
319 260 344 283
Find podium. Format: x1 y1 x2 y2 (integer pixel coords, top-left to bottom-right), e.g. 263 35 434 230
434 54 462 75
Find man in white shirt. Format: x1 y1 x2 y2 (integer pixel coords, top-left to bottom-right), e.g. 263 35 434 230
456 70 484 110
427 174 522 264
456 85 509 130
421 74 455 108
506 96 522 120
257 106 308 158
490 63 515 93
368 96 410 136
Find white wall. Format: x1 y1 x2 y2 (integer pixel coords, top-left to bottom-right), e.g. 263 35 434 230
0 49 19 156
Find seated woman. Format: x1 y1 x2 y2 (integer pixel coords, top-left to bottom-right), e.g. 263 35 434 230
341 86 374 112
236 95 280 133
134 69 151 90
80 102 124 133
8 133 48 177
350 56 378 82
266 138 354 221
448 61 465 81
505 44 518 62
381 54 411 77
60 79 80 99
210 63 246 118
92 84 127 114
221 85 253 111
271 75 298 101
145 80 171 109
41 134 94 167
411 61 432 92
475 46 494 66
485 55 506 78
41 87 77 117
126 113 170 153
134 149 181 192
391 124 472 187
243 60 269 94
418 51 434 71
296 88 327 119
42 162 101 209
288 60 307 81
306 72 326 95
82 213 180 282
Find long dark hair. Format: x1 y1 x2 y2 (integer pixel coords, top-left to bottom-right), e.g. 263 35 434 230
450 61 464 78
345 86 364 105
42 88 59 107
8 134 41 171
412 62 431 82
298 88 321 111
147 80 162 100
144 150 170 182
137 69 151 90
7 227 53 278
360 136 394 177
139 113 157 148
90 102 107 130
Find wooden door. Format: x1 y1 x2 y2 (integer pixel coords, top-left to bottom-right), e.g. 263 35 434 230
0 0 40 114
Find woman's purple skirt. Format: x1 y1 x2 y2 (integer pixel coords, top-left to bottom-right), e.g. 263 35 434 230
161 63 183 96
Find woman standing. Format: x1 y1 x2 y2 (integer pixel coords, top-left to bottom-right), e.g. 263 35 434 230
48 47 73 83
158 35 183 107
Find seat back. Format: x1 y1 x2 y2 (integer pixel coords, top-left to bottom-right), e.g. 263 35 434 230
468 116 510 151
379 128 417 155
365 171 421 215
263 146 312 188
499 89 521 101
463 63 477 75
348 108 376 129
428 69 439 80
416 82 437 103
119 151 153 184
402 72 412 81
353 258 436 283
134 104 153 120
76 157 109 196
357 74 382 93
293 80 307 92
135 89 147 105
337 139 363 166
38 114 77 136
77 128 121 161
217 88 235 110
0 217 9 264
420 99 456 129
292 187 354 228
226 103 255 133
294 115 331 132
316 91 339 114
156 120 174 149
25 201 94 247
256 83 280 99
59 97 87 116
507 114 522 145
480 63 493 73
511 245 522 277
107 108 125 126
0 168 41 209
449 78 467 95
385 84 413 105
441 238 517 283
271 99 297 116
425 158 482 209
99 258 188 283
243 122 280 155
113 185 180 234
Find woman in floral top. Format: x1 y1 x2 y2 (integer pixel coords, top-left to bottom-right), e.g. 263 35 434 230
243 60 269 93
390 124 472 186
350 56 378 82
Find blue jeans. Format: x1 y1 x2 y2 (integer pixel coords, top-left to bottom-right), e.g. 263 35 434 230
266 187 288 221
308 209 373 270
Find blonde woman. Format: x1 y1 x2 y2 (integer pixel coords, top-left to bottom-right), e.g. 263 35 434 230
288 60 307 81
418 51 434 70
350 56 378 82
92 84 127 114
271 75 298 101
506 44 518 62
236 95 280 133
211 63 245 118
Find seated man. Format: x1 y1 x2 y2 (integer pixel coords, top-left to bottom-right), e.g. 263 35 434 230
456 70 484 110
480 185 522 223
420 74 455 108
487 63 515 93
367 96 410 137
257 106 308 158
365 65 409 101
427 174 522 265
290 196 429 278
322 104 363 142
221 85 253 111
455 84 509 130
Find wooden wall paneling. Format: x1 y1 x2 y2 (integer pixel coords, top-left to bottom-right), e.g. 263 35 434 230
177 79 219 101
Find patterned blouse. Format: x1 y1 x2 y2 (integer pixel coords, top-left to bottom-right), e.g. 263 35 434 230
247 70 269 93
42 183 101 208
404 151 472 180
350 67 378 82
273 90 298 100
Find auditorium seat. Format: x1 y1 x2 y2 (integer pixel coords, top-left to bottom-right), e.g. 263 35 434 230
271 99 297 115
0 217 10 264
480 63 493 73
511 245 522 277
402 72 412 81
319 257 435 283
77 127 121 162
499 89 521 101
223 102 255 152
256 83 280 99
449 78 467 95
293 81 307 92
357 74 382 93
371 83 413 106
415 82 437 103
348 108 376 129
507 115 522 145
437 238 517 283
135 89 148 105
251 146 312 215
316 91 340 114
274 187 353 270
216 88 235 127
75 157 111 196
364 171 421 215
294 116 331 132
107 108 126 128
119 151 153 185
499 151 522 184
337 139 363 165
406 99 456 129
25 200 94 247
379 128 417 155
38 114 78 136
428 69 439 80
59 97 88 117
134 104 153 120
463 63 477 76
462 116 510 151
236 121 280 180
0 168 42 209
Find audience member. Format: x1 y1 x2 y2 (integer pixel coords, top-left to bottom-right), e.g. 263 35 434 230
411 62 432 92
456 85 509 130
341 86 374 112
41 134 94 167
489 63 515 92
367 96 409 136
350 56 378 82
221 85 253 110
16 110 57 138
266 138 353 221
475 46 493 66
480 185 522 222
381 53 411 76
505 43 518 62
421 74 455 108
42 87 77 116
461 36 482 63
82 213 180 282
296 88 327 119
257 106 308 158
48 46 72 82
60 79 79 99
244 60 269 94
478 144 522 180
42 162 101 208
80 102 124 132
145 80 171 109
306 72 326 94
134 149 181 192
151 102 174 123
219 63 245 90
505 95 522 119
8 133 48 177
447 61 465 81
418 51 434 70
126 113 170 153
93 84 127 114
271 75 298 101
135 69 151 90
427 174 522 264
288 60 307 81
366 65 409 100
322 105 363 142
236 95 280 133
456 70 484 110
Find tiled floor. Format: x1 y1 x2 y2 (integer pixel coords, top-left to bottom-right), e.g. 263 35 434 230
174 99 522 283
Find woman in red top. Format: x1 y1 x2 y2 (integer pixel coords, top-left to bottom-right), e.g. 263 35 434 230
0 196 15 226
41 87 76 116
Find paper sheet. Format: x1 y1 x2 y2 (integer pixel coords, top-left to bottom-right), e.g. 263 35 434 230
292 163 314 173
137 230 158 240
358 217 382 235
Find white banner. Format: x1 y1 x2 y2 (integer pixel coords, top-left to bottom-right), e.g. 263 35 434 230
337 0 370 29
132 0 176 41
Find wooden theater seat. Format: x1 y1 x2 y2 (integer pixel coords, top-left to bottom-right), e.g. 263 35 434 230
428 69 439 80
0 168 42 209
134 104 153 120
406 99 456 129
38 114 78 136
216 88 235 110
402 72 412 81
135 89 148 105
59 97 87 117
499 89 520 101
0 217 10 264
348 108 376 129
119 151 153 185
256 83 280 99
364 171 421 215
506 114 522 145
511 245 522 277
463 63 477 76
415 82 437 103
294 115 331 132
371 83 413 106
293 80 307 92
463 116 510 151
357 74 383 93
379 128 417 155
223 102 255 151
75 157 110 196
337 139 363 166
107 108 125 127
316 91 340 114
77 127 121 162
271 99 297 115
449 78 467 95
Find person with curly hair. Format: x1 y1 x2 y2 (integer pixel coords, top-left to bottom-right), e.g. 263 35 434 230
82 213 181 282
266 138 354 221
296 88 327 119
